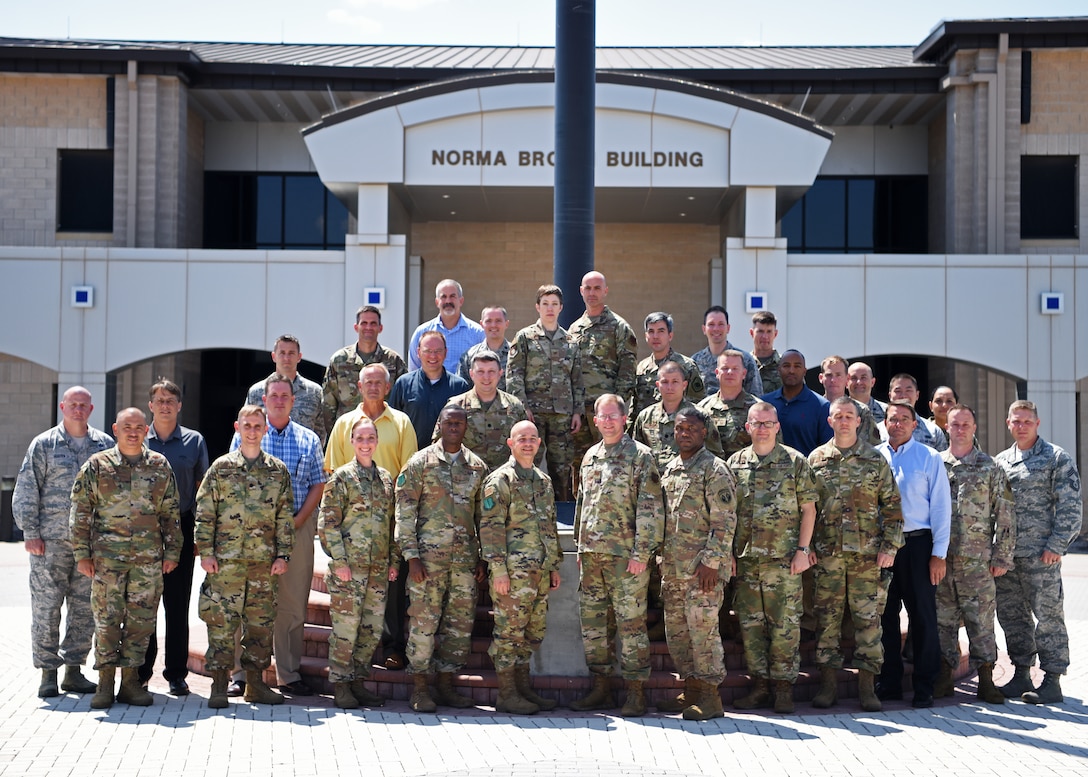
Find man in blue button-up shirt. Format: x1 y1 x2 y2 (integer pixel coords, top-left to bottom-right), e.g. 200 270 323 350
407 279 485 373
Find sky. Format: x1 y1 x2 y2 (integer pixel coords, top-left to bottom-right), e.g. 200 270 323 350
6 0 1087 48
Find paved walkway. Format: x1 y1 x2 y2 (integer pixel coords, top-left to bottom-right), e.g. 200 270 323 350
0 541 1086 777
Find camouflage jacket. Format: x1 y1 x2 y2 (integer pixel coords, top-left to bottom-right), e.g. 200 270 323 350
697 390 762 458
728 443 819 559
630 399 724 471
575 434 664 563
506 321 585 416
940 447 1016 567
480 458 561 578
319 459 397 574
69 447 182 565
632 350 705 418
753 350 783 395
808 439 904 558
194 449 295 562
568 306 638 406
434 389 529 472
458 340 511 392
247 373 326 444
660 447 737 578
692 343 763 397
321 342 408 433
994 436 1082 558
394 443 487 565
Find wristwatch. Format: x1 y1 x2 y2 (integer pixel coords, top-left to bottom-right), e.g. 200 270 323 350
276 555 291 562
795 546 809 554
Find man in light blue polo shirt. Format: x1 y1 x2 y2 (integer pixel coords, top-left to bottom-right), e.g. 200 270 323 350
407 279 485 372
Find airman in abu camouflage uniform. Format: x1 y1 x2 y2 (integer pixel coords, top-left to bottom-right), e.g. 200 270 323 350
655 407 736 721
807 397 902 712
195 405 294 708
318 416 397 709
480 420 562 714
994 400 1082 705
632 312 705 419
728 402 818 714
631 362 724 470
569 394 664 718
70 407 181 708
394 405 488 712
935 404 1015 704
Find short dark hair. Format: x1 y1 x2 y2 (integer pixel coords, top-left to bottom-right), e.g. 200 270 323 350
886 400 917 421
148 378 182 402
356 305 382 324
470 350 501 369
889 373 919 391
948 403 976 422
674 406 708 429
536 284 563 304
703 305 728 324
644 311 673 333
932 385 959 402
264 372 296 395
751 311 777 326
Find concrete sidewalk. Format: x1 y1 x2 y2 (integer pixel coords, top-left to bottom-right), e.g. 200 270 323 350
0 541 1086 777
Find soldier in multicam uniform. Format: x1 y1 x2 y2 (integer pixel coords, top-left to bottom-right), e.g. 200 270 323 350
246 334 326 444
728 402 818 714
691 306 763 397
480 420 562 715
934 404 1015 704
817 356 880 446
69 407 181 709
318 416 397 709
569 394 664 718
195 405 294 709
439 350 529 472
631 360 723 471
631 312 705 419
995 400 1082 705
807 397 902 712
698 350 761 459
13 386 113 699
458 305 512 391
395 405 488 712
506 284 584 501
749 311 782 395
655 407 736 721
322 305 408 434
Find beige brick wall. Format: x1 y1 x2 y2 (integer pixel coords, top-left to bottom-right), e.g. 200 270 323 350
1022 49 1088 136
0 355 59 478
410 221 720 358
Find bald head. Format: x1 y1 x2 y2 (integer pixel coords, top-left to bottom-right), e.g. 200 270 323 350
580 271 609 315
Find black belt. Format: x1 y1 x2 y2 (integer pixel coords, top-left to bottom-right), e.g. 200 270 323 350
904 529 932 538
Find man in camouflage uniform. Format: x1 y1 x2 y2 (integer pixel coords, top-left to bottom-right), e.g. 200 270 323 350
569 394 664 718
995 400 1082 704
728 402 818 714
632 312 705 419
458 305 512 391
247 334 325 444
69 407 181 708
818 356 880 446
13 386 113 698
318 416 397 709
480 420 562 715
440 350 529 472
807 397 902 712
935 404 1015 704
692 306 762 397
506 284 584 501
395 405 488 712
322 305 408 434
655 407 736 721
631 360 723 471
749 311 782 395
698 350 761 458
196 405 294 708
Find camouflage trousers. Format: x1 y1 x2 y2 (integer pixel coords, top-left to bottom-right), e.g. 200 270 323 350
996 555 1069 674
28 542 93 669
579 552 651 681
937 555 997 669
534 412 575 501
488 568 551 671
90 558 163 669
735 557 802 681
661 572 726 685
572 405 601 470
406 558 477 674
813 553 889 675
199 560 278 672
326 564 389 683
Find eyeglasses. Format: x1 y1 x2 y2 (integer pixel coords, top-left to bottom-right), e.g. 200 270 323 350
420 348 446 356
747 420 777 429
595 413 624 423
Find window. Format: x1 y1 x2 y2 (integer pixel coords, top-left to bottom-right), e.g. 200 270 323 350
57 150 114 233
1021 156 1077 239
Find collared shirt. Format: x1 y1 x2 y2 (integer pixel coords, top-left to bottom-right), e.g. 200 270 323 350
458 340 511 392
632 349 705 418
321 342 409 433
877 437 952 558
762 386 833 456
388 368 471 450
247 373 326 443
863 395 888 423
146 423 209 514
692 341 763 397
324 403 418 476
408 314 486 372
231 420 326 514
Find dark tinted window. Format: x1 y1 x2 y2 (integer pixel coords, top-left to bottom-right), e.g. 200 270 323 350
1021 156 1077 239
57 150 113 232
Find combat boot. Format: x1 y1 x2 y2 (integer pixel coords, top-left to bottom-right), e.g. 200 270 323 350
89 666 116 710
1000 665 1034 698
514 664 556 711
733 677 772 710
208 669 230 709
61 665 96 694
243 670 284 705
434 671 476 708
495 668 538 715
350 676 385 707
976 663 1005 704
773 680 795 714
619 679 647 718
333 682 359 709
682 679 724 721
37 668 59 698
811 666 838 709
409 674 436 713
657 676 695 713
116 667 153 706
857 670 881 712
1022 673 1063 705
569 674 614 711
933 661 955 698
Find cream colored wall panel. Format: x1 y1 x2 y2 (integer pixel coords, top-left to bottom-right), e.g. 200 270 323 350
862 265 946 358
265 261 344 361
0 259 61 369
104 260 188 370
787 263 867 360
185 261 267 352
255 123 312 171
946 266 1026 379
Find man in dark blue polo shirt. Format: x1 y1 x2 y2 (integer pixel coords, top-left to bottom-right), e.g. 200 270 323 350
389 331 470 450
761 350 831 456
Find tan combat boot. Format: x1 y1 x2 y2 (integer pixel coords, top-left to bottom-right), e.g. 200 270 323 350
811 666 838 708
116 667 153 706
682 679 725 721
933 661 955 698
409 674 436 713
89 666 116 710
495 668 538 715
976 663 1005 704
857 669 882 712
208 669 230 709
568 674 614 711
333 682 359 709
350 673 386 707
434 671 475 708
619 679 647 717
657 676 695 713
773 680 795 714
243 670 284 705
514 664 556 711
733 677 772 710
61 665 97 694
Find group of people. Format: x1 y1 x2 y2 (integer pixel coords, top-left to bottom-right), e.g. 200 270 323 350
12 271 1082 721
